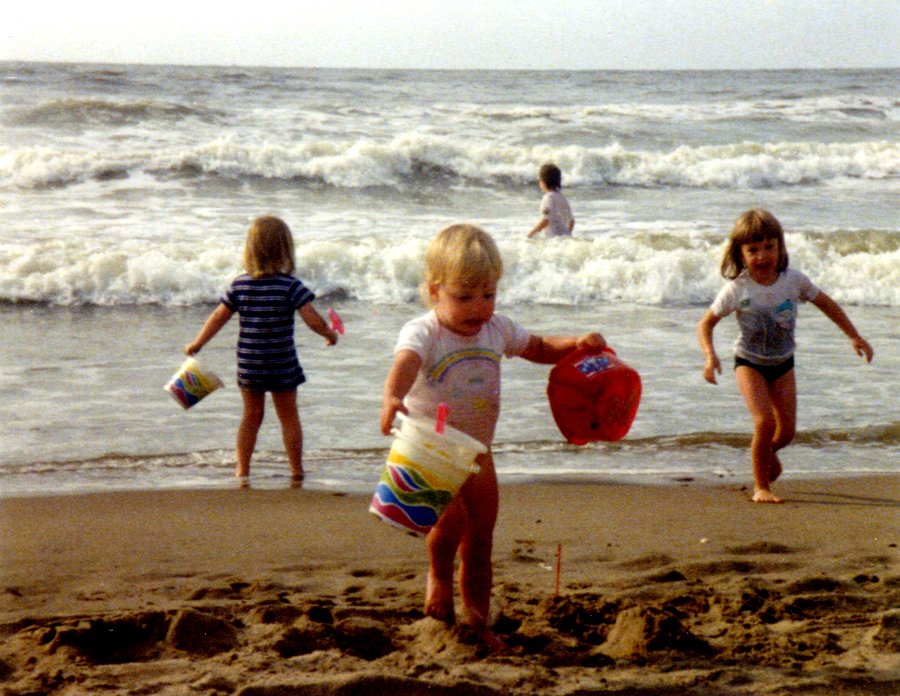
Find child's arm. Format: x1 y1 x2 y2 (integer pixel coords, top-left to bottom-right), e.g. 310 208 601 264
299 303 339 346
697 309 723 384
519 332 606 365
527 217 549 238
811 292 874 362
381 349 422 435
186 303 234 356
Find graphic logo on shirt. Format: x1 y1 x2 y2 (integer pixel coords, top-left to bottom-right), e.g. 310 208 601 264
774 300 795 330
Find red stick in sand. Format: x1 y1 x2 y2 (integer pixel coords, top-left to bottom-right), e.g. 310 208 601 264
555 542 562 598
435 403 449 434
327 308 345 335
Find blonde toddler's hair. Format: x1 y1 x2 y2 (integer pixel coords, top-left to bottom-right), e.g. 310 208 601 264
243 216 296 277
421 224 503 306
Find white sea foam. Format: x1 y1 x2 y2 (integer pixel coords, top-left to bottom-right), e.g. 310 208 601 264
2 229 897 307
3 136 899 190
2 63 898 308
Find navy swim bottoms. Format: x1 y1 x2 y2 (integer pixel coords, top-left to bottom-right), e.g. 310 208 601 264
734 356 795 384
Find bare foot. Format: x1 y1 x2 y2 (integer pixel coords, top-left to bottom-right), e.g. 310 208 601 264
752 488 783 503
290 473 304 489
425 573 455 624
458 610 506 652
426 603 455 624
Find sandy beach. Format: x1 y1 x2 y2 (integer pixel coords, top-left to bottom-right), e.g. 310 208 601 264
2 476 899 695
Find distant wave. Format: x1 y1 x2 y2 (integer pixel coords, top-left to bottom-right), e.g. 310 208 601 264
8 98 224 128
8 86 899 130
3 135 899 190
474 94 900 127
1 232 897 307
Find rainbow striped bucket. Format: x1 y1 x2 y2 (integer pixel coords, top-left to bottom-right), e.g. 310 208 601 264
370 414 485 536
164 357 224 409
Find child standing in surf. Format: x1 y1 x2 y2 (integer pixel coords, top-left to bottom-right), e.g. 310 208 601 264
186 216 338 483
527 163 575 238
698 209 873 503
381 224 605 646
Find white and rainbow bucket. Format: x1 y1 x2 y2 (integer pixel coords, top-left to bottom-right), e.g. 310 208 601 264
164 357 224 409
370 413 485 536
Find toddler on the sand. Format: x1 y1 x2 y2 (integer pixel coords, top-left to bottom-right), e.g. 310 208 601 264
698 209 873 503
381 223 605 646
186 216 338 483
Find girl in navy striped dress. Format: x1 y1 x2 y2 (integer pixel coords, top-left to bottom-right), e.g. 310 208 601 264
186 216 338 483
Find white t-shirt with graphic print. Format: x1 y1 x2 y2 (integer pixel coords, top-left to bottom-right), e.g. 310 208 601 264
710 268 820 366
395 310 532 445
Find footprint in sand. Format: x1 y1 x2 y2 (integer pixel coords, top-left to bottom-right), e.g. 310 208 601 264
511 539 543 563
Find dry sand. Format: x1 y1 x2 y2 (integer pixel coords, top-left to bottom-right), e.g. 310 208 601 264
1 476 899 695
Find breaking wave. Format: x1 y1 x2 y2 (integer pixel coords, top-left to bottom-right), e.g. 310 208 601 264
3 135 899 190
1 231 897 307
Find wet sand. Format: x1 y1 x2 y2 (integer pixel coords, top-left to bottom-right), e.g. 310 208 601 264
1 476 899 695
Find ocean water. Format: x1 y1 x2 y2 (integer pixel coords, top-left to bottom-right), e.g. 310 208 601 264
1 62 898 497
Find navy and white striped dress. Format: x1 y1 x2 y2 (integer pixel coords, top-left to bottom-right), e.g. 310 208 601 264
221 273 315 391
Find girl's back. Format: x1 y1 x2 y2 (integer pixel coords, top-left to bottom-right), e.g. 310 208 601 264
223 272 315 390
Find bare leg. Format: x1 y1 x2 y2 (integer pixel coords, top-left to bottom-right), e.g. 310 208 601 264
456 452 499 626
735 367 784 503
272 389 303 482
236 390 265 478
424 451 504 650
767 370 797 485
425 496 464 623
424 451 500 631
456 452 505 649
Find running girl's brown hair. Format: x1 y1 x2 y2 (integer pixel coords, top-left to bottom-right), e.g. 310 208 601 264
721 209 789 279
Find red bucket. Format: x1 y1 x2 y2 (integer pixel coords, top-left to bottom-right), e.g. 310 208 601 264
547 347 641 445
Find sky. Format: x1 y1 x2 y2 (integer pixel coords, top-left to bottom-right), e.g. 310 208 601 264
3 0 900 71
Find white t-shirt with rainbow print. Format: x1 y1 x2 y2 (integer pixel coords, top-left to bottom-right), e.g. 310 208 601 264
395 310 532 445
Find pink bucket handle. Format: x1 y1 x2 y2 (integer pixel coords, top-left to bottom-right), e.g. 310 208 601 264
435 403 450 434
328 308 345 335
